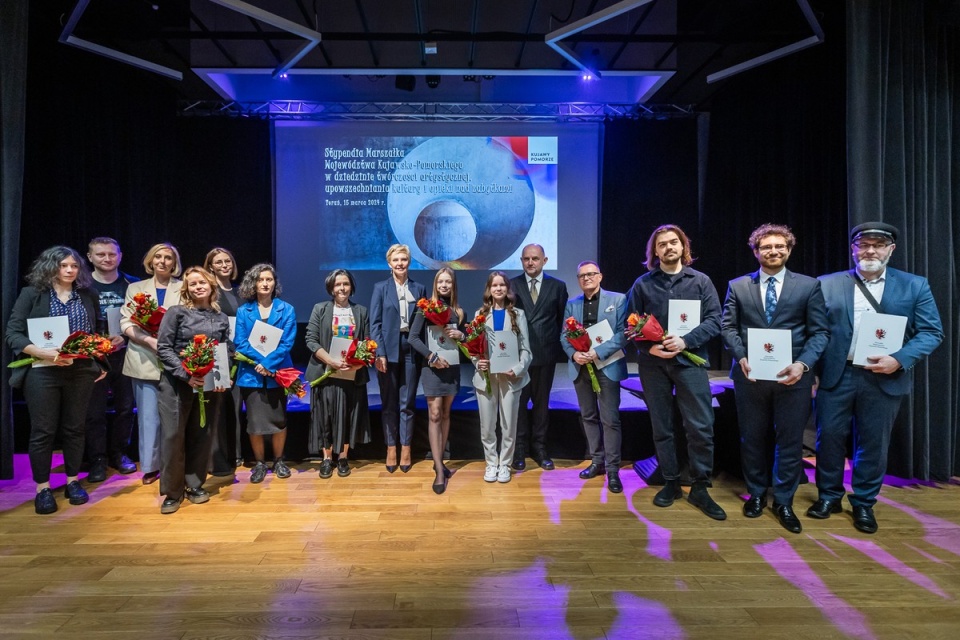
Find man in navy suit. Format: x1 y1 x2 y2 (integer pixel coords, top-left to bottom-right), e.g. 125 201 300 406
561 260 628 493
370 244 428 472
721 223 829 533
511 244 568 471
809 222 943 533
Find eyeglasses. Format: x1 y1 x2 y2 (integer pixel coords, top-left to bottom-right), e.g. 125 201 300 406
853 241 892 251
757 244 788 253
577 272 600 280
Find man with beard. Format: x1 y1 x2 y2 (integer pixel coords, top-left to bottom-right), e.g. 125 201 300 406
721 223 829 534
809 222 942 533
627 225 725 519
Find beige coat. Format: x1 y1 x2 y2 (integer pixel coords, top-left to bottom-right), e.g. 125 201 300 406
120 277 182 380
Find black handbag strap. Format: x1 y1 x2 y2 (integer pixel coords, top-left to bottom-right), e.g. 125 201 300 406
853 276 883 313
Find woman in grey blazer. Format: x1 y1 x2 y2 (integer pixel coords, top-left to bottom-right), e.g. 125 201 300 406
119 242 182 485
305 269 371 479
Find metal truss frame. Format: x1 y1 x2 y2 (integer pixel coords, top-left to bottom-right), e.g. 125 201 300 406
178 100 696 122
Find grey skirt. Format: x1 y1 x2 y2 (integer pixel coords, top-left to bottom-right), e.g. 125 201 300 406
240 386 287 435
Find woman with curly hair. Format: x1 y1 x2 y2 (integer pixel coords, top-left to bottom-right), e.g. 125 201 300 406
6 246 106 514
233 263 297 484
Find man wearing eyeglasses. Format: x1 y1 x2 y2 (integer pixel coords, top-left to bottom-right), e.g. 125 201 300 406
720 223 829 533
561 261 628 493
810 222 942 533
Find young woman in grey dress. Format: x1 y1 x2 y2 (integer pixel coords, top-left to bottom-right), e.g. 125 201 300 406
408 267 465 494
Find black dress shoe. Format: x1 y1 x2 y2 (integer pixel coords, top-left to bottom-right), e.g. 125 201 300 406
319 459 334 479
442 464 452 479
432 470 447 495
385 464 397 473
64 480 89 505
110 454 137 475
653 480 683 507
742 494 767 518
853 505 878 534
579 462 606 479
161 495 182 514
807 498 843 520
87 458 107 483
774 503 802 534
512 458 526 471
688 482 727 521
607 472 623 494
185 487 210 504
532 451 555 471
399 464 412 473
35 488 57 515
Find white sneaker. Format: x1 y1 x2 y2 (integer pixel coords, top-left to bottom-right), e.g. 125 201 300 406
497 465 512 483
483 464 498 482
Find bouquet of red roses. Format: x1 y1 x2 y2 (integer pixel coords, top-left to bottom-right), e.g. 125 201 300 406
564 317 600 393
416 298 451 326
309 339 377 387
457 314 491 393
127 292 165 336
179 334 218 427
626 313 707 366
274 368 307 398
8 330 115 368
344 338 378 367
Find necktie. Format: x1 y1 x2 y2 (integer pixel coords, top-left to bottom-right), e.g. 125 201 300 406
765 276 777 325
530 278 539 304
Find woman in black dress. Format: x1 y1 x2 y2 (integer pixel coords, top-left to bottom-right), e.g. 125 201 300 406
408 267 465 494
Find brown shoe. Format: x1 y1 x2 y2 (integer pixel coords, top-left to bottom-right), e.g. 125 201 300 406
141 471 160 485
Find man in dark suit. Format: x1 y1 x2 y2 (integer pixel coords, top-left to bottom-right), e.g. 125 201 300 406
511 244 568 471
369 244 427 472
721 223 829 533
561 261 628 493
810 222 943 533
628 224 726 520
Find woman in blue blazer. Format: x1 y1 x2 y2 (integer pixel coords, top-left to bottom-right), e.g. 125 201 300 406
234 264 297 484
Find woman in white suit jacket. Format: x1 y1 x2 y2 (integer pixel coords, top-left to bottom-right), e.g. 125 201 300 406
473 272 532 484
120 242 183 484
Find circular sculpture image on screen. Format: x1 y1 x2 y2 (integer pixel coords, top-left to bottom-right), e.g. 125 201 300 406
387 137 535 269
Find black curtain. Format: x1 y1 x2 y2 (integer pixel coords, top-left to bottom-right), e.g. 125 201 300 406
1 0 29 480
847 0 960 480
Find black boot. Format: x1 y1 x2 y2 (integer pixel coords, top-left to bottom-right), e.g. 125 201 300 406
687 481 727 520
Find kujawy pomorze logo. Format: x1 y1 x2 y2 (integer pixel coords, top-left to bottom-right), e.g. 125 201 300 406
875 328 886 340
680 313 688 323
764 343 774 353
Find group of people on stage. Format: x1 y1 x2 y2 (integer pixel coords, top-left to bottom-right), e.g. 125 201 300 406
6 221 943 534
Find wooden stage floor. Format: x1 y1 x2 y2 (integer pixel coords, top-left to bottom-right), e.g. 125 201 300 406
2 454 960 639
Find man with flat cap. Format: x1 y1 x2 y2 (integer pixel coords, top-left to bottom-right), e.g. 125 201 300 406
810 222 943 533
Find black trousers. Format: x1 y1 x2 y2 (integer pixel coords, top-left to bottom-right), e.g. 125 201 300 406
23 362 99 484
516 363 557 457
158 372 221 500
84 349 135 462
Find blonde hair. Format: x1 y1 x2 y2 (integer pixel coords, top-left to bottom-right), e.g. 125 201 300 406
179 266 221 312
385 244 410 262
142 242 182 277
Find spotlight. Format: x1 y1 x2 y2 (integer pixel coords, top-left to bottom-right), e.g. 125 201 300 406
426 75 441 89
279 73 288 79
395 75 416 91
482 75 495 80
463 75 476 82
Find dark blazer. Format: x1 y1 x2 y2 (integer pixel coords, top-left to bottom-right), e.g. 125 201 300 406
511 273 568 366
369 277 427 363
305 301 371 386
6 285 103 388
817 268 943 395
720 269 829 387
561 288 629 382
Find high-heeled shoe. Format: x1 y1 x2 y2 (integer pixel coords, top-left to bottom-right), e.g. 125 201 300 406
432 470 447 495
399 445 412 473
385 446 397 473
442 464 452 479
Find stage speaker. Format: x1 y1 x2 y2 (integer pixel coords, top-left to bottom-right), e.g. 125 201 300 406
395 75 416 91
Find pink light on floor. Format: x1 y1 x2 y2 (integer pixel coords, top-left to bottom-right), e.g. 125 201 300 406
876 494 960 558
755 538 876 640
830 534 951 599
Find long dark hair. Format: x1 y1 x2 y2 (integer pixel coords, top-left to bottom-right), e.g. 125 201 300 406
478 271 520 336
25 246 92 291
